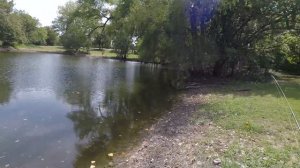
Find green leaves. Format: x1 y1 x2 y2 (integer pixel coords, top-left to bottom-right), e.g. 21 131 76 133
0 1 52 46
279 33 300 64
61 18 92 52
2 0 293 75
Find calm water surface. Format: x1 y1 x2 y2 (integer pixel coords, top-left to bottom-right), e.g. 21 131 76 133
0 52 175 168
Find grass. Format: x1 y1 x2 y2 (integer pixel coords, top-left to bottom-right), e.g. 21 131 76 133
193 74 300 167
17 44 65 53
16 45 140 60
89 49 139 60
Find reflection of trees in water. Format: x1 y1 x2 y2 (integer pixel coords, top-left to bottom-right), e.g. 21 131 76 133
67 66 175 167
0 55 12 104
0 78 11 104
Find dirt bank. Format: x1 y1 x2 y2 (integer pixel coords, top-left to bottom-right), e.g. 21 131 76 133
0 47 17 52
112 84 237 168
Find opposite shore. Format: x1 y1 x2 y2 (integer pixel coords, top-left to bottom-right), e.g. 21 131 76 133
0 46 144 63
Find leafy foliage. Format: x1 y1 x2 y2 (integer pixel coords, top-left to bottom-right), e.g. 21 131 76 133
45 27 59 46
0 0 58 47
3 0 298 75
60 18 91 52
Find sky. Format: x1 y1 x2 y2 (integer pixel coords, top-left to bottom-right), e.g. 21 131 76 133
14 0 74 26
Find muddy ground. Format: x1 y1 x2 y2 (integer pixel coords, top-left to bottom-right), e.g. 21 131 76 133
112 85 237 168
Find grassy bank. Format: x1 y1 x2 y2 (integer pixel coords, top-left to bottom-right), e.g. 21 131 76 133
193 74 300 167
16 45 139 60
17 45 65 53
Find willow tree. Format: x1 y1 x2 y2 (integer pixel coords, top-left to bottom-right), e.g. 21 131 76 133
53 0 114 52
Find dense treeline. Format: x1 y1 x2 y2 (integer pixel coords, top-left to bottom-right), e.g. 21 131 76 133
53 0 299 76
0 0 58 47
1 0 299 76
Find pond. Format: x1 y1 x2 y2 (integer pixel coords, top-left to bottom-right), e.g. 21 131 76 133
0 52 176 168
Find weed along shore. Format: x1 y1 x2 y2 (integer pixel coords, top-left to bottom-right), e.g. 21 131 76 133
112 76 300 168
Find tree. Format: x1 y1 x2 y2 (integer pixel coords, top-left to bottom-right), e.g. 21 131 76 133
208 0 300 76
93 30 111 49
45 27 58 46
30 27 47 45
0 1 45 46
14 10 39 44
52 1 78 34
60 18 91 52
50 0 300 75
0 0 21 46
53 0 113 52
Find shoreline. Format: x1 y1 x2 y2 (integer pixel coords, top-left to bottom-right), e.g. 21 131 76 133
0 48 161 64
112 83 232 168
110 77 300 168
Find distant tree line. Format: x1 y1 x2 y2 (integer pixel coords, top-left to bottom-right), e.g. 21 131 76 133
52 0 299 76
2 0 299 76
0 0 58 47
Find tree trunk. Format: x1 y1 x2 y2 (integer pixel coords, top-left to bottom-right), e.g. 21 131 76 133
213 47 228 77
213 59 226 76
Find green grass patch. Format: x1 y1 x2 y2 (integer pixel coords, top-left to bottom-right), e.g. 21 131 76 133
89 49 139 60
17 45 65 53
194 74 300 167
17 45 140 60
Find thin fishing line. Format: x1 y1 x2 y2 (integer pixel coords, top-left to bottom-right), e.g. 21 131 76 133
272 75 300 131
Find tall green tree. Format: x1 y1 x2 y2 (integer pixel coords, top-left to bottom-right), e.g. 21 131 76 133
45 26 59 46
0 0 21 46
53 0 114 52
60 18 92 52
30 27 47 45
0 1 46 46
50 0 300 75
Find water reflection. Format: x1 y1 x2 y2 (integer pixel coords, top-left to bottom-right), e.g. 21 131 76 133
0 53 175 167
0 54 12 104
68 67 174 167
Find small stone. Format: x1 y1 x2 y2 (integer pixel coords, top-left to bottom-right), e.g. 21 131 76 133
197 161 203 165
90 165 95 168
108 153 114 157
91 161 96 164
5 164 10 168
108 162 113 167
150 158 154 163
213 158 221 165
15 139 20 143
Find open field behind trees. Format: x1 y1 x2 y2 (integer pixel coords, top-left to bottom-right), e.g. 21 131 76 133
16 45 139 60
17 45 65 53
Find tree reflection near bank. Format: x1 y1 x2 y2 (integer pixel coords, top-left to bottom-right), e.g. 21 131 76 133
67 66 175 167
